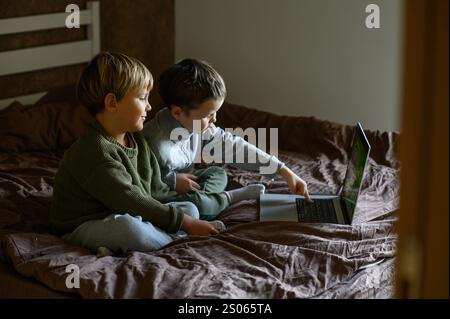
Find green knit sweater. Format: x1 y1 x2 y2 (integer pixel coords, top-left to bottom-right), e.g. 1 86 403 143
50 120 184 235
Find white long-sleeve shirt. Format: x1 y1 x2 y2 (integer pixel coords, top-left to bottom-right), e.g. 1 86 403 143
142 108 284 189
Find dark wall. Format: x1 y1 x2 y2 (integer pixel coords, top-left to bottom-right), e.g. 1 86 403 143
0 0 174 107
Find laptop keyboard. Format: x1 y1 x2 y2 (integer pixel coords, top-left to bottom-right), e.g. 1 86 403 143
295 198 338 223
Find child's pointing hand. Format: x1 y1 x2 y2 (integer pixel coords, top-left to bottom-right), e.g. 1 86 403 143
278 166 313 203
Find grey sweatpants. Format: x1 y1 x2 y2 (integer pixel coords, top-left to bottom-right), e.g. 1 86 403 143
62 201 198 253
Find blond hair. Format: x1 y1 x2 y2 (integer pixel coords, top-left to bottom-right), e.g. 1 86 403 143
77 52 153 115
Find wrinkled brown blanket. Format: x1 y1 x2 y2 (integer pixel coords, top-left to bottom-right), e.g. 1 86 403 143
0 98 399 298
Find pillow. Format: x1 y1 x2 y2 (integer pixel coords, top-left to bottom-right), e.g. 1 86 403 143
0 94 93 152
35 84 78 106
0 101 28 114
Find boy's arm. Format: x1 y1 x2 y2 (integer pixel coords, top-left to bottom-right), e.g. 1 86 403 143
162 170 177 190
278 165 313 202
144 138 181 191
81 162 184 233
202 125 312 201
202 125 285 177
143 140 178 190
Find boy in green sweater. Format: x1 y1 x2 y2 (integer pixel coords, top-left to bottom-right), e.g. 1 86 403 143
50 52 226 254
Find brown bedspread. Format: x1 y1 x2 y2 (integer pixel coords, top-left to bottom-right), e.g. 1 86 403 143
0 100 399 298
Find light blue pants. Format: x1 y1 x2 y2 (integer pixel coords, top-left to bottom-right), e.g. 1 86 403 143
62 201 199 253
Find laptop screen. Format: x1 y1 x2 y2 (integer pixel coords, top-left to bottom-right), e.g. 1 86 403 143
342 123 371 222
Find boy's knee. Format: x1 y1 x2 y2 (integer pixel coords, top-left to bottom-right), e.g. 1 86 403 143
205 166 227 178
110 214 144 239
108 214 162 251
201 166 228 192
175 201 200 220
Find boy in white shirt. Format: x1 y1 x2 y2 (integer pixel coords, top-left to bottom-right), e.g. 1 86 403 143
143 59 311 220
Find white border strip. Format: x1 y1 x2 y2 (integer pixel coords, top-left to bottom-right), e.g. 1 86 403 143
0 1 100 109
0 10 91 36
0 40 92 76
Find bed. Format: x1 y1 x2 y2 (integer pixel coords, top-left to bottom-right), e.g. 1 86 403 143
0 2 400 299
0 85 400 298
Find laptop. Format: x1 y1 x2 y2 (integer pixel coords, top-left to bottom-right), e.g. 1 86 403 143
259 123 371 225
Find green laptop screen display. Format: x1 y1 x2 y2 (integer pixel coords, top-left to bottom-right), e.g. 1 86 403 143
342 128 370 221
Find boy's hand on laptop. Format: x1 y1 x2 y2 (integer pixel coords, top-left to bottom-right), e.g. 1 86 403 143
175 173 201 194
279 166 313 203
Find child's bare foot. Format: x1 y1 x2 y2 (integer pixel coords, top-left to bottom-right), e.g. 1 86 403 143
207 220 226 233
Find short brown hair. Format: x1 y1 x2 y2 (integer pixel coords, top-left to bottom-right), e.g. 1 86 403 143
158 58 226 112
77 52 153 115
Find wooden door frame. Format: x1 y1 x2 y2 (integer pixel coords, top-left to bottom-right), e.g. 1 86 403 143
396 0 449 298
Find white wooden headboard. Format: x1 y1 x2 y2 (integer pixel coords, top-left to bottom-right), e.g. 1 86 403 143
0 1 100 110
